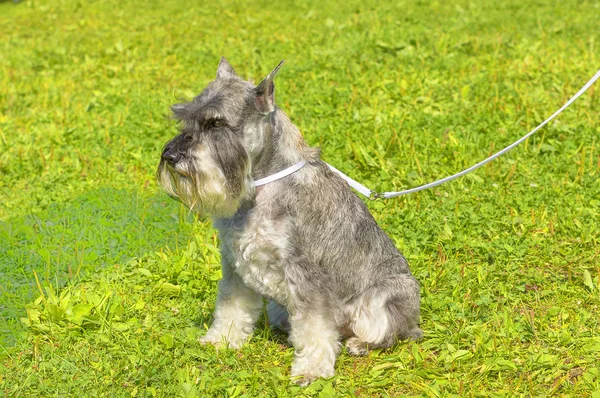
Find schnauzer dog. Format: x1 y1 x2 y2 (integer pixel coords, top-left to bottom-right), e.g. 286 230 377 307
157 58 422 385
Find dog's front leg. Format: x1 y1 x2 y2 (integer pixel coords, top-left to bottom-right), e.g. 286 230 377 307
285 264 341 385
288 305 340 386
199 267 262 348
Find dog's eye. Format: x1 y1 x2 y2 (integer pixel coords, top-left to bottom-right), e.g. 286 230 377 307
209 119 225 128
183 133 194 141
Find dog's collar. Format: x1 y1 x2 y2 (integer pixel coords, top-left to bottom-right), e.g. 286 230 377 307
253 160 307 187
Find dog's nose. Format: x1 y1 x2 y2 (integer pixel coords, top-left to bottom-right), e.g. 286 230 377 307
162 149 181 164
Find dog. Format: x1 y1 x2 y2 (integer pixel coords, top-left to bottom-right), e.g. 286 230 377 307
157 58 422 385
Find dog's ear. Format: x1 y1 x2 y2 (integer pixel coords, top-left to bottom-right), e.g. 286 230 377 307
255 60 285 114
216 57 237 79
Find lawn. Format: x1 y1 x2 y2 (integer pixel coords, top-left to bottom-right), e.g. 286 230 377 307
1 0 599 396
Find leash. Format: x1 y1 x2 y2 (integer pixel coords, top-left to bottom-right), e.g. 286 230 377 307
254 69 600 198
330 69 600 199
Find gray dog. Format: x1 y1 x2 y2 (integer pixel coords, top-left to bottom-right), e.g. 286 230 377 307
157 58 422 385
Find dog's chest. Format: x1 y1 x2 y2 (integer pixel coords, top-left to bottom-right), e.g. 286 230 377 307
219 211 290 303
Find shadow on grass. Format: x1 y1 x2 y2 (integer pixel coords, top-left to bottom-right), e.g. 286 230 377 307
0 187 193 347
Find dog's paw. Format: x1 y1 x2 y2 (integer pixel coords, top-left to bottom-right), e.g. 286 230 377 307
290 362 334 386
198 331 244 349
290 370 334 387
198 335 224 348
407 327 424 340
291 374 322 387
345 337 369 356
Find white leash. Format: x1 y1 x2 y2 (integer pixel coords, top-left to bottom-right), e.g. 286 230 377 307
331 69 600 199
326 163 373 197
254 69 600 198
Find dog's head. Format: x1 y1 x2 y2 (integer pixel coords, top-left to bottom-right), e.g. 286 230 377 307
157 57 284 217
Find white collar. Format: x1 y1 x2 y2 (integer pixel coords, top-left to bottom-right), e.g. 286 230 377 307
253 160 307 187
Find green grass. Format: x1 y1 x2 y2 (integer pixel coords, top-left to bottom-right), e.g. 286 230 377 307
1 0 599 396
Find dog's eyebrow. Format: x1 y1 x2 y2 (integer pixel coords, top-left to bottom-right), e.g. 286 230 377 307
199 107 224 121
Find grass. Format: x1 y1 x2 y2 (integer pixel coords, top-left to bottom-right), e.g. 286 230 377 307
1 0 599 396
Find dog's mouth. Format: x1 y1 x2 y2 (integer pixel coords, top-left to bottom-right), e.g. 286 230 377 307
174 169 190 178
164 161 191 178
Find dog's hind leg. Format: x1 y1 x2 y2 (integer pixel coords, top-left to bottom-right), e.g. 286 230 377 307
345 272 422 356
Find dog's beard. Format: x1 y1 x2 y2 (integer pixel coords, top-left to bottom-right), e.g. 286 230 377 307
157 151 252 218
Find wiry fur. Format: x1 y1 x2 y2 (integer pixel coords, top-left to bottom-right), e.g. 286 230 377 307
157 58 422 386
